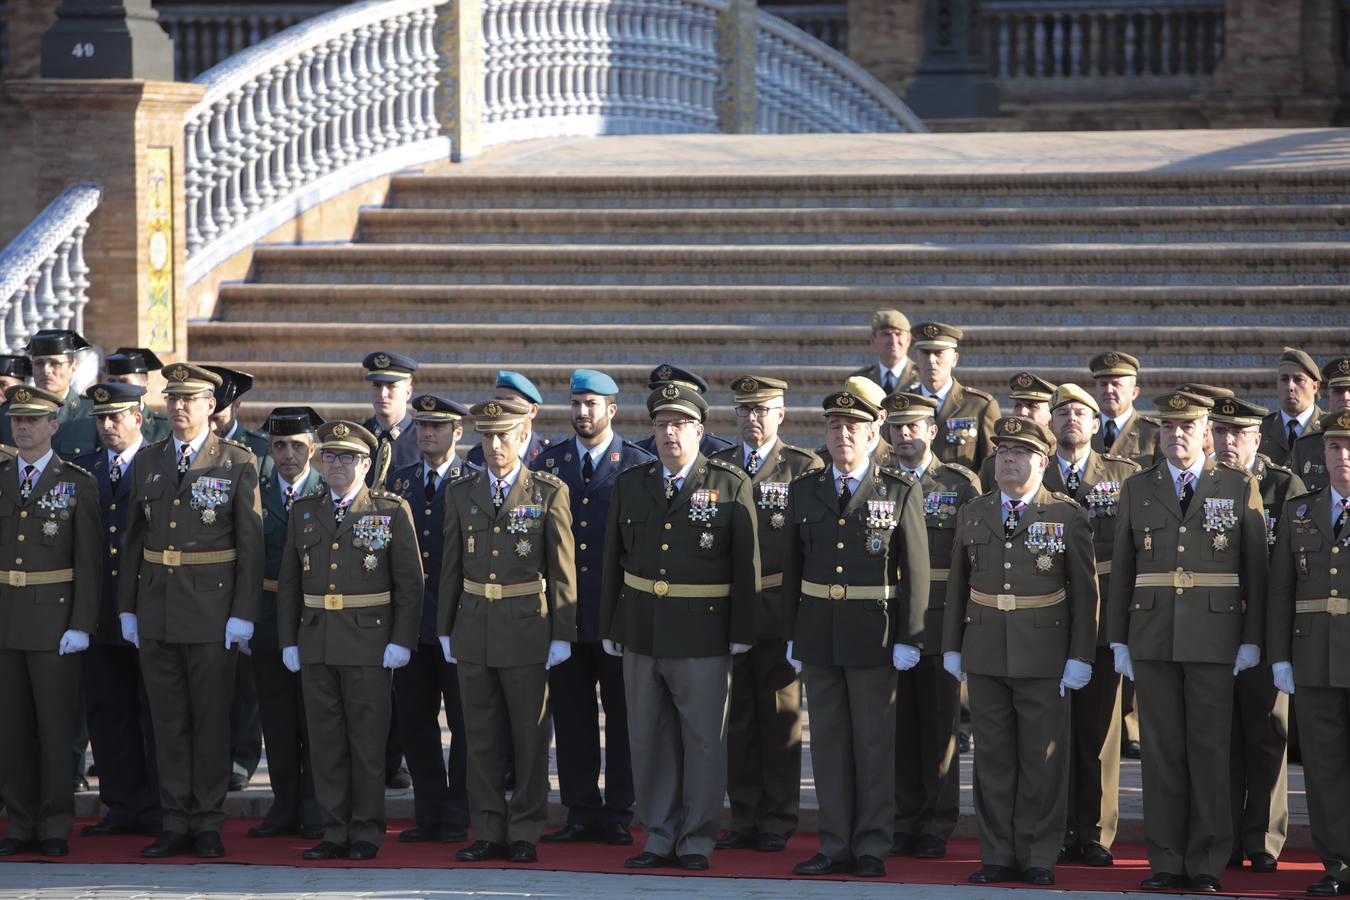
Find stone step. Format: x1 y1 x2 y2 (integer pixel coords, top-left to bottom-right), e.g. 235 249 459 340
248 242 1350 287
356 204 1350 245
211 283 1350 329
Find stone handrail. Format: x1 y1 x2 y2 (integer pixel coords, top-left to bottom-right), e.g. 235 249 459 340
157 1 340 81
761 3 846 51
0 183 101 355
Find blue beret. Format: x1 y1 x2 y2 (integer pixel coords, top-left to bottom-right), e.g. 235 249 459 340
363 351 418 382
495 370 542 405
570 368 619 396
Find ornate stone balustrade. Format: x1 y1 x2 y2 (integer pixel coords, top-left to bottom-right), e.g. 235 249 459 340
157 2 339 81
761 2 846 52
0 183 100 355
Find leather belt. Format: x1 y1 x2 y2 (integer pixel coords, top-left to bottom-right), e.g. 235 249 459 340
144 548 238 566
262 578 279 592
623 571 731 599
464 578 546 601
969 588 1066 611
930 568 949 582
760 572 783 590
0 568 74 588
303 592 390 610
801 579 896 601
1134 571 1240 589
1096 560 1113 576
1296 597 1350 615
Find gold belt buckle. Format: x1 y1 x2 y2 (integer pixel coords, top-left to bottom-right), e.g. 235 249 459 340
323 593 344 610
1329 597 1349 615
484 583 503 601
996 593 1016 611
162 550 182 567
8 571 26 588
828 584 846 600
652 580 670 597
1175 571 1195 589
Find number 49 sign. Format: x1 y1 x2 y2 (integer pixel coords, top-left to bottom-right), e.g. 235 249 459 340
71 43 96 58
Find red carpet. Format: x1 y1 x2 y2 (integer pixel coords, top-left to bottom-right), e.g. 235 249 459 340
0 819 1328 896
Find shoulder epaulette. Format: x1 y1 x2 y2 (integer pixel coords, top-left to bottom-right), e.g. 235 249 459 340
1293 430 1323 445
1102 453 1140 468
878 465 916 484
707 457 748 479
1287 487 1321 505
1048 490 1075 504
368 489 402 502
943 461 978 480
962 386 993 401
1217 460 1257 480
1137 458 1166 477
58 460 92 478
781 444 818 460
219 437 250 452
791 467 824 485
1263 457 1294 475
531 469 564 488
292 492 323 506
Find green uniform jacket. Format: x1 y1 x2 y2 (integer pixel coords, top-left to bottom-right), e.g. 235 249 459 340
140 405 171 444
1255 453 1305 555
438 467 577 667
1259 407 1322 467
1290 431 1330 492
53 390 97 460
255 466 326 651
930 379 999 473
914 458 981 656
1091 409 1160 467
1267 487 1350 687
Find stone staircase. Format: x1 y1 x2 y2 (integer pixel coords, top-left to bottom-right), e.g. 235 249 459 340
191 137 1350 447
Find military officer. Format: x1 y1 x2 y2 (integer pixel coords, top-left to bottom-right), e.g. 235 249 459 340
1090 351 1161 465
1211 396 1303 872
533 370 651 846
247 407 326 840
104 347 170 443
465 371 553 467
278 421 422 861
18 330 97 459
386 394 476 844
1291 357 1350 492
118 363 264 860
910 322 999 473
1267 410 1350 897
634 364 737 457
1044 384 1139 866
1178 384 1236 458
362 351 421 483
75 383 161 838
1259 348 1323 467
600 383 759 871
440 397 577 864
882 392 979 859
1108 390 1268 893
978 372 1057 488
849 309 920 394
0 385 100 857
710 376 819 854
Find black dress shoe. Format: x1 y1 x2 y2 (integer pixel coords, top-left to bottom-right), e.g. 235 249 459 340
229 772 248 793
1190 874 1222 892
194 831 225 858
794 853 848 876
969 864 1017 883
854 855 885 878
888 831 916 857
624 850 673 869
0 838 36 856
756 832 786 852
141 831 194 858
1227 852 1245 869
678 853 709 871
74 775 90 793
1123 739 1141 759
914 835 947 858
348 841 379 861
1023 867 1055 885
457 840 507 862
302 841 348 860
1060 843 1081 863
247 821 299 838
1140 872 1186 890
1249 852 1279 873
600 823 633 845
1081 842 1114 866
714 830 756 850
508 841 537 863
541 823 596 843
301 824 325 840
1309 875 1350 896
386 767 412 790
40 838 69 857
82 819 137 837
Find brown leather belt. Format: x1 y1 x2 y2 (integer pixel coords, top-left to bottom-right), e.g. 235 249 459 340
1134 571 1239 589
464 578 546 601
1296 597 1350 615
969 588 1065 611
623 572 731 598
0 568 74 588
144 548 237 566
801 579 896 601
303 592 390 610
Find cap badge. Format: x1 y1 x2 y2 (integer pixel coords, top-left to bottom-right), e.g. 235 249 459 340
1339 412 1350 429
923 324 940 338
1220 400 1236 415
1004 418 1023 434
836 393 854 408
656 365 673 381
892 395 909 410
1103 352 1120 367
170 365 189 382
660 384 679 400
1340 359 1350 375
373 353 390 369
13 388 30 403
736 377 757 393
483 401 502 417
1167 395 1187 410
332 423 350 438
1016 373 1033 388
420 396 437 411
94 387 110 403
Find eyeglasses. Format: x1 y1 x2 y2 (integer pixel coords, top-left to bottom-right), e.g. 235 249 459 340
320 450 363 465
735 405 777 420
654 419 699 433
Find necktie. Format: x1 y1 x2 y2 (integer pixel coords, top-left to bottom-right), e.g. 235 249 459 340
334 498 350 523
1336 498 1350 538
582 454 595 483
838 475 852 512
425 469 439 503
20 464 36 500
109 456 122 486
1287 420 1299 449
1177 471 1196 515
664 474 680 501
1103 419 1118 449
746 450 761 475
177 442 193 479
1065 464 1080 497
883 371 896 393
1004 499 1026 538
284 486 296 512
492 478 508 508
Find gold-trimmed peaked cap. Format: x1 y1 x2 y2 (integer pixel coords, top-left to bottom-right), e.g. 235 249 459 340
880 391 938 424
647 382 708 422
411 394 470 423
1009 371 1056 403
823 389 880 422
161 363 223 396
318 420 377 455
1089 350 1140 378
730 374 787 405
1319 409 1350 438
1210 396 1268 428
912 321 962 351
85 381 145 415
4 384 63 417
991 415 1054 455
1321 355 1350 388
1153 389 1213 421
473 396 531 433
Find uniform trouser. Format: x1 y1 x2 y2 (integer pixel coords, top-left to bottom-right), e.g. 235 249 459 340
894 653 961 841
967 673 1069 871
81 642 161 830
1066 643 1123 849
457 660 550 845
803 662 895 862
139 638 236 835
1294 686 1350 883
0 649 81 841
230 652 262 777
624 651 731 859
253 648 319 830
1133 659 1234 878
393 643 469 830
1229 661 1289 859
726 637 801 837
302 663 391 847
549 641 634 827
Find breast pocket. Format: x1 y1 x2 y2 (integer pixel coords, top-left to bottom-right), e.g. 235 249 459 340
621 510 648 552
463 515 491 558
1132 509 1167 561
963 529 990 570
1294 535 1323 582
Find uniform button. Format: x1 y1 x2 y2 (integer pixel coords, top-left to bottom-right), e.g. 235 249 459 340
1336 547 1342 555
579 521 588 528
580 565 589 573
16 535 23 542
836 565 844 573
493 526 502 534
836 542 845 549
111 569 118 577
1004 583 1011 590
659 568 667 575
422 530 429 536
422 551 430 558
491 550 499 556
18 511 26 518
330 583 336 590
13 558 20 565
579 543 587 551
330 563 338 570
1333 589 1341 597
1176 588 1184 595
1178 526 1187 533
1176 546 1184 553
1136 603 1143 609
661 543 669 551
664 523 672 530
489 573 497 581
838 518 846 526
109 503 116 511
1333 568 1340 576
424 509 431 515
110 548 118 556
1004 542 1012 549
169 522 177 529
109 527 116 534
173 499 180 506
581 497 589 505
1003 562 1011 569
331 543 340 550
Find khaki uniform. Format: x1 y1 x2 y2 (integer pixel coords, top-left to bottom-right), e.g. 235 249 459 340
1291 431 1331 492
1268 487 1350 884
1091 410 1160 466
709 441 819 841
782 463 929 863
438 467 577 846
1259 408 1322 467
118 432 263 836
1107 460 1268 878
599 455 759 859
944 485 1098 871
1044 451 1140 851
277 486 422 847
0 455 101 841
929 380 999 473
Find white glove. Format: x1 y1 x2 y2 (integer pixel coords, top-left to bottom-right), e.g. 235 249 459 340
601 639 624 658
785 640 802 673
439 635 456 664
382 643 412 669
1111 642 1134 681
545 640 572 669
1233 643 1261 675
282 646 301 673
58 629 90 655
892 644 921 671
224 617 254 650
1059 658 1093 696
942 650 965 683
119 612 140 649
730 642 753 655
1272 661 1296 695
